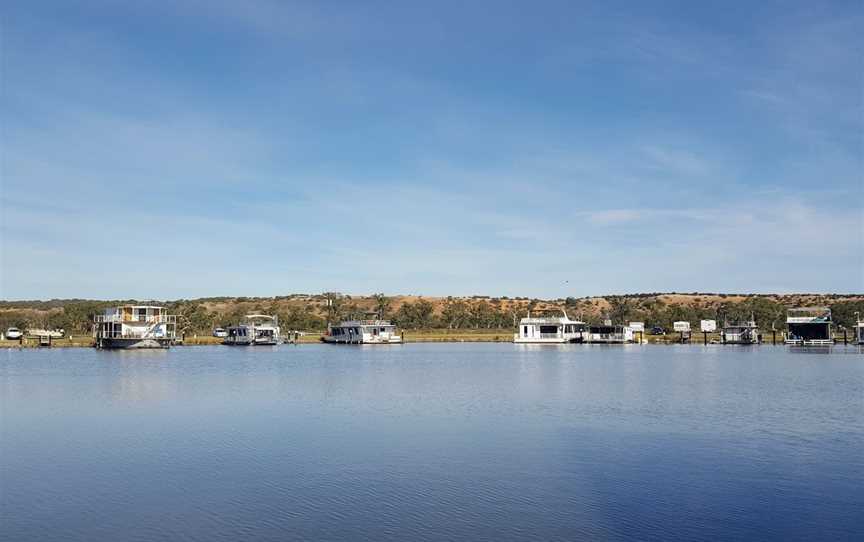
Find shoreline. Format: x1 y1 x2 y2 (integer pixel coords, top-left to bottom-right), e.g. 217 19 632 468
2 331 856 348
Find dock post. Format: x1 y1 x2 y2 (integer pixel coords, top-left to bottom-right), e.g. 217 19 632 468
703 331 707 345
772 330 776 345
843 329 847 345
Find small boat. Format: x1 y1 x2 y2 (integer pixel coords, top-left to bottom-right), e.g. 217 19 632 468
586 323 634 344
94 305 177 349
721 319 761 344
322 319 402 344
224 314 281 346
785 307 834 346
514 310 587 343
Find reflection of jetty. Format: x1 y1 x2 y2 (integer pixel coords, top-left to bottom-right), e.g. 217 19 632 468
94 305 176 349
514 310 586 343
785 307 833 346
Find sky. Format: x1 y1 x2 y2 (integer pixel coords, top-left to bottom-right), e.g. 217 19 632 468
1 0 862 300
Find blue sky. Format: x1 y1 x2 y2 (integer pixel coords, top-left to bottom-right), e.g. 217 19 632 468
1 0 862 300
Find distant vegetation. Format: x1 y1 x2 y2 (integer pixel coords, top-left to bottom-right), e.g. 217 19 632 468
1 293 862 337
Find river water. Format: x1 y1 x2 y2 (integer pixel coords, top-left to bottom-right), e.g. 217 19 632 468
1 344 862 541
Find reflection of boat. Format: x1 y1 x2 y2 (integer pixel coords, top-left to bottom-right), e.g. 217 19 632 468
224 314 281 345
94 305 177 349
722 319 761 344
785 307 833 346
514 310 586 343
323 320 402 344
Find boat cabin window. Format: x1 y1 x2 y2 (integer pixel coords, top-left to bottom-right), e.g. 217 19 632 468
137 308 147 321
539 325 558 334
788 323 830 341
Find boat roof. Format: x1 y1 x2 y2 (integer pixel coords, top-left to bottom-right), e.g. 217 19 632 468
112 305 165 310
335 320 394 326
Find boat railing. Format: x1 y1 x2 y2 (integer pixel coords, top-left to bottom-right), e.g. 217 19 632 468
521 318 571 325
538 332 561 339
95 329 171 339
95 314 177 324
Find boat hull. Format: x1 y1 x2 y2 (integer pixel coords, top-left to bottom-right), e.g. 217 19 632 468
322 336 402 344
785 339 834 346
223 339 280 346
97 337 171 349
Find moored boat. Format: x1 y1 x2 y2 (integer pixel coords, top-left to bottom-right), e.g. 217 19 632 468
785 307 834 346
856 316 863 345
323 319 402 344
94 305 177 349
721 319 761 344
514 310 587 343
586 322 634 344
224 314 281 345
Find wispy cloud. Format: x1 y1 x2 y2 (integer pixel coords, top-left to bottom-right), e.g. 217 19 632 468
1 0 861 298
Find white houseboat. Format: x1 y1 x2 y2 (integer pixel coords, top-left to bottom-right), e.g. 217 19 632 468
94 305 176 349
323 319 402 344
721 319 761 344
514 310 587 343
785 307 833 346
224 314 281 346
586 322 634 344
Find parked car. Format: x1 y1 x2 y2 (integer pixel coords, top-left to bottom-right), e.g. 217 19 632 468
650 326 666 335
5 327 23 339
213 327 228 338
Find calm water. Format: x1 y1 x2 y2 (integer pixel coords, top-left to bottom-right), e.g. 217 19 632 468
1 344 862 541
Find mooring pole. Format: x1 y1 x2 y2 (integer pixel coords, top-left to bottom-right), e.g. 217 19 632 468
703 331 707 345
843 329 847 345
772 330 776 345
